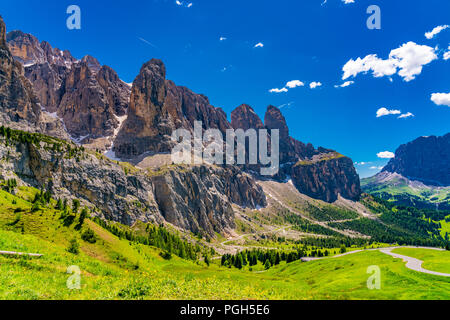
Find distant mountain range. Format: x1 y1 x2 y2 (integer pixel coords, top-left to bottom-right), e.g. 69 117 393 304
362 134 450 210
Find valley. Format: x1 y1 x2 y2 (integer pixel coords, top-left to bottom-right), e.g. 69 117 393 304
0 12 449 301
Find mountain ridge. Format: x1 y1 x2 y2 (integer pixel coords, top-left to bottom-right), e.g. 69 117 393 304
0 15 362 242
362 133 450 209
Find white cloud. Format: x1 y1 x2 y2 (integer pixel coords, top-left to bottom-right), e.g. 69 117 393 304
175 1 192 8
398 112 414 119
343 55 397 80
334 81 354 88
431 93 450 107
269 80 305 93
444 46 450 60
370 166 384 170
309 81 322 89
342 0 355 3
285 80 304 88
342 42 437 82
391 42 438 81
254 43 264 48
377 151 395 159
220 37 227 41
269 87 288 93
425 25 449 39
376 107 401 118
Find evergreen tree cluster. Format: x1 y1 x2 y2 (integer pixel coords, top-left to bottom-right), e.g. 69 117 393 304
92 217 201 261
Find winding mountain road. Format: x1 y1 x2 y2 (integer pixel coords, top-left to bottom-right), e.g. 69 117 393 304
379 247 450 277
302 246 450 277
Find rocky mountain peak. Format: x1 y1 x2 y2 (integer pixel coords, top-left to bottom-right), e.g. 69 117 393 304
114 58 230 158
0 17 68 139
6 30 46 65
81 55 101 72
228 102 360 202
231 104 265 131
383 133 450 186
5 28 130 145
264 105 289 140
141 58 166 78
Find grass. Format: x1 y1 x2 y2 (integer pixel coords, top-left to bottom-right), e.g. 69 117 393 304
392 248 450 274
1 187 450 300
361 175 450 209
294 152 345 167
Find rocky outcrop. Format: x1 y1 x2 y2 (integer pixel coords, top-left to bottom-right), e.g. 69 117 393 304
0 17 68 139
230 104 361 202
291 152 361 202
382 133 450 186
1 16 360 208
231 104 265 131
0 18 40 127
152 165 266 236
114 59 231 158
7 29 130 143
0 128 266 237
264 105 316 163
57 60 124 139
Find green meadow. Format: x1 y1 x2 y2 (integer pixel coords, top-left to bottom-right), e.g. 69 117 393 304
1 187 450 300
392 248 450 274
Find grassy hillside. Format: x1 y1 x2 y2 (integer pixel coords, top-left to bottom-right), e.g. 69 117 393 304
361 173 450 210
392 248 450 274
1 187 450 300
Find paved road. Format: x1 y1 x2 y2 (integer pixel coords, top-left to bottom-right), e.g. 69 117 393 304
302 246 450 277
379 247 450 277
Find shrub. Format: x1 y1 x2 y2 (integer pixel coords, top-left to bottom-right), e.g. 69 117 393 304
159 251 172 260
67 238 80 255
81 228 97 243
31 202 41 212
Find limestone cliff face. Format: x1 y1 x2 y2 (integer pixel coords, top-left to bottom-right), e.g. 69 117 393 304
0 17 68 139
382 133 450 186
0 19 40 126
264 105 316 164
151 165 266 236
231 104 265 131
7 30 130 142
57 59 124 139
0 129 266 237
230 104 361 202
1 16 360 210
114 59 231 158
291 153 361 202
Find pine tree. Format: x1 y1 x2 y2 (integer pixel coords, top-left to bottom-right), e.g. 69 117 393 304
79 207 88 226
204 253 210 267
72 199 80 213
56 198 63 211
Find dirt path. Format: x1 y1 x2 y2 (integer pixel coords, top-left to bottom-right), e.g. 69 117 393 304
0 251 43 257
220 226 291 246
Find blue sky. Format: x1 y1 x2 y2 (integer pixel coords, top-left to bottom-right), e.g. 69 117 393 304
1 0 449 178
